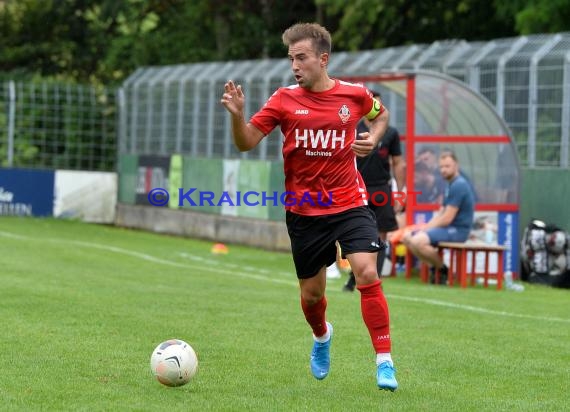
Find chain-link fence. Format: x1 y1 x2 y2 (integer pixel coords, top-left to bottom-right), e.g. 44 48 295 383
2 33 569 171
120 33 570 168
0 81 116 171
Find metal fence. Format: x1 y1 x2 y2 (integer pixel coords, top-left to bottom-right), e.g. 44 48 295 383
120 32 570 168
0 81 116 171
2 33 569 171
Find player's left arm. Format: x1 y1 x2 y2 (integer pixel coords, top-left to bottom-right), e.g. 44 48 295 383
352 96 389 157
367 103 389 147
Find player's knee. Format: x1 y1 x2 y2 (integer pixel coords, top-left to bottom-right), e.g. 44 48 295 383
354 265 378 284
300 289 324 305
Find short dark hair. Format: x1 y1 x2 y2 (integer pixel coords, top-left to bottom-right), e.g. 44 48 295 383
440 150 458 162
282 23 332 55
418 145 438 156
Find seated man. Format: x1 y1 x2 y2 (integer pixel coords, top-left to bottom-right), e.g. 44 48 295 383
402 151 475 284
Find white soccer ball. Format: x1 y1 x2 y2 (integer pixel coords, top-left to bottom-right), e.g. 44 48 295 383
150 339 198 387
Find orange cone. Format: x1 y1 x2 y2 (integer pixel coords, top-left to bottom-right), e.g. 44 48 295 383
211 243 229 254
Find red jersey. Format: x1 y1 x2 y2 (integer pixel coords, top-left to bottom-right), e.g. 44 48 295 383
250 79 384 216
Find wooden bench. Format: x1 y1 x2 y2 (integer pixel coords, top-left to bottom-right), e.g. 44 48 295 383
420 242 509 289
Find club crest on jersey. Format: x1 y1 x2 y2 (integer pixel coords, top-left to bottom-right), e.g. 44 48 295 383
338 104 350 124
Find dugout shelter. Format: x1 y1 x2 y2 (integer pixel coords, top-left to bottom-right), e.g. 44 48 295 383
339 71 520 277
119 67 522 271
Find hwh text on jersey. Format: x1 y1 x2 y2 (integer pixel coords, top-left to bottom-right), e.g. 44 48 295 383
295 129 346 149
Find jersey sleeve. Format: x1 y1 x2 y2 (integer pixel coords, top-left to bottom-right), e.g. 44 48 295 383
250 89 282 136
363 88 386 121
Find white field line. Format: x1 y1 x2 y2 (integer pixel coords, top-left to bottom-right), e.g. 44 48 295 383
2 230 569 324
387 294 570 323
0 230 297 287
177 252 294 278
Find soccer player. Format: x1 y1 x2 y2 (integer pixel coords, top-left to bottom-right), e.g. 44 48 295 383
220 22 398 391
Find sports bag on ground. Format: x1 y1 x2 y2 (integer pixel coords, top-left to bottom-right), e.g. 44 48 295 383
520 219 570 288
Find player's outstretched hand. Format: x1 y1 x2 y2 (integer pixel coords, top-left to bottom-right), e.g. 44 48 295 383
221 80 245 116
351 132 375 157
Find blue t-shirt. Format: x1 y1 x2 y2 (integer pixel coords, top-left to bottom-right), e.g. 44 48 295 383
444 175 475 230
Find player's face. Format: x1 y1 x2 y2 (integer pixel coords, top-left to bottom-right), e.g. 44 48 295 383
439 156 458 181
287 39 327 90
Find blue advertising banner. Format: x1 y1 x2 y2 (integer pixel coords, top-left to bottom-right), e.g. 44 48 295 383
0 168 55 216
498 212 519 274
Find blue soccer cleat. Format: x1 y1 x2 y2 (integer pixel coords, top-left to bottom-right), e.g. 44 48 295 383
310 322 333 380
377 361 398 391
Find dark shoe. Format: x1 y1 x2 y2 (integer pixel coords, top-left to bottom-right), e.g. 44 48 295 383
438 265 449 285
430 265 449 285
342 272 356 292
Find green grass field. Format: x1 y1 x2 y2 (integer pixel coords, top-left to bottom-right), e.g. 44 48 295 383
1 217 569 411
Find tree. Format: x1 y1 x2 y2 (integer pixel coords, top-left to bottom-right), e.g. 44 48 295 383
494 0 570 34
0 0 187 84
315 0 517 50
2 0 570 85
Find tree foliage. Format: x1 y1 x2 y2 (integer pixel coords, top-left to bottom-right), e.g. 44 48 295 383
494 0 570 34
316 0 518 50
1 0 570 85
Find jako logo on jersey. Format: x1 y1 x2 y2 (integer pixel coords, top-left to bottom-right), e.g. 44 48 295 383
294 109 309 115
338 104 350 124
295 129 346 149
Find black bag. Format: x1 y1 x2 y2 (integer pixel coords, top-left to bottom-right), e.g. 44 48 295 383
520 219 570 288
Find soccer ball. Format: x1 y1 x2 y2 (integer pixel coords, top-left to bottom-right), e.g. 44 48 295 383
150 339 198 387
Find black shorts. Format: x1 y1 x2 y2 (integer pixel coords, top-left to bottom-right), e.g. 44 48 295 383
286 206 382 279
367 183 398 232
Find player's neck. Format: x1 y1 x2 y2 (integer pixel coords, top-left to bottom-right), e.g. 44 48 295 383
308 75 335 93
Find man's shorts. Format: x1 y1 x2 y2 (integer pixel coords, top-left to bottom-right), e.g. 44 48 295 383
425 226 470 246
367 183 399 232
286 206 382 279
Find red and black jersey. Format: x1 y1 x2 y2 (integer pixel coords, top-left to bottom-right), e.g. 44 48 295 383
250 79 384 216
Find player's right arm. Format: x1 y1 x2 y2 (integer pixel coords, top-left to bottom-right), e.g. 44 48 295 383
221 80 265 152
